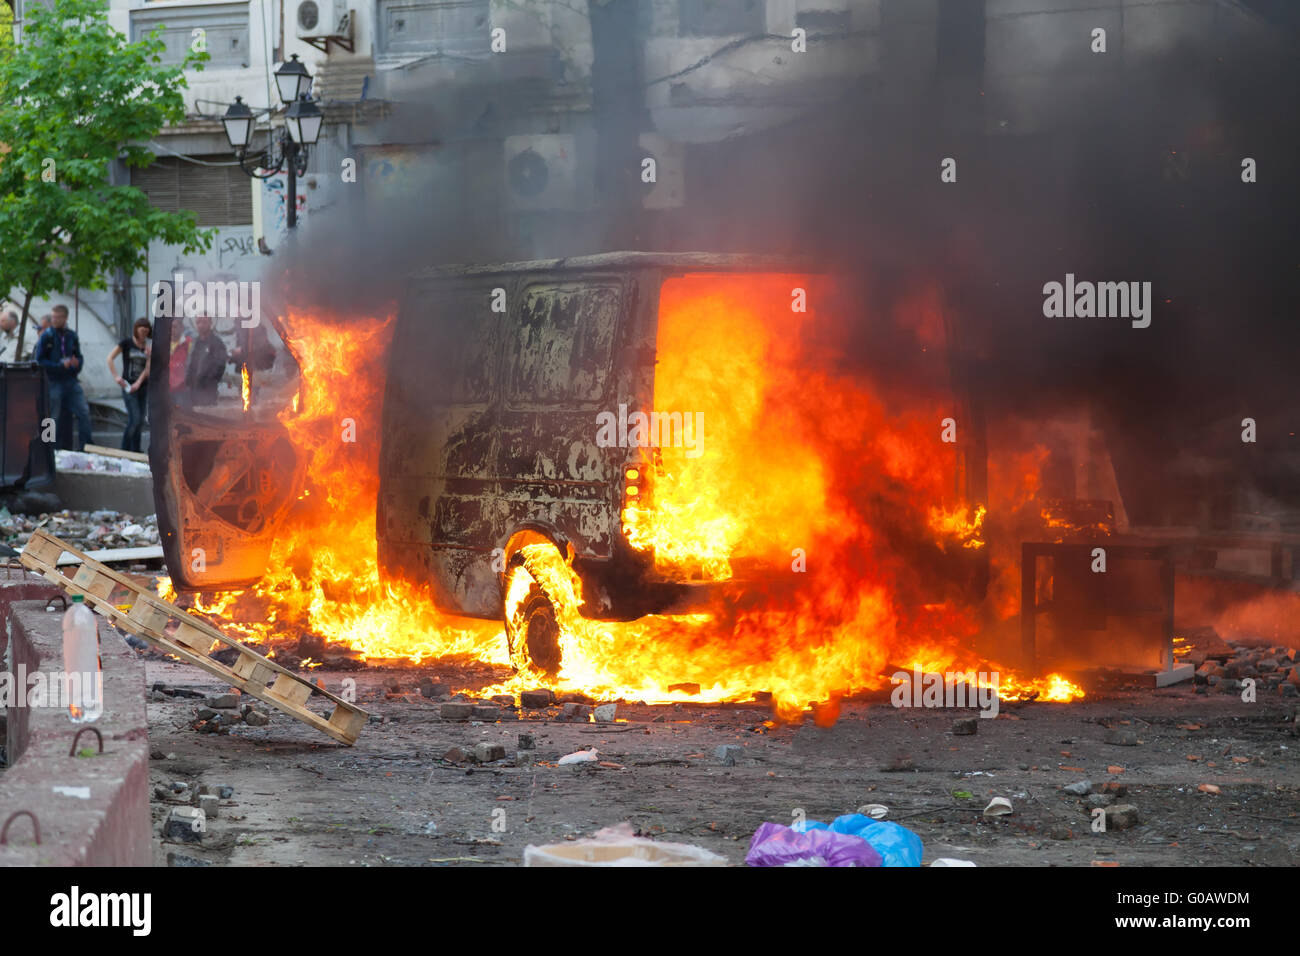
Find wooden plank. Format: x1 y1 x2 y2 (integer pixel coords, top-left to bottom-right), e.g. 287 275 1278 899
22 533 66 566
82 444 150 463
328 705 367 740
233 652 276 685
171 621 215 655
17 529 369 745
72 565 116 599
18 539 165 568
128 598 171 634
55 546 164 567
269 673 313 708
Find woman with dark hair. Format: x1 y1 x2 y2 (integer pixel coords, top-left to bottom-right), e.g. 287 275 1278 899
107 317 152 452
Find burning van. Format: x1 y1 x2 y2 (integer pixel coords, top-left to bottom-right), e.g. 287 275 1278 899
152 252 989 685
373 253 989 676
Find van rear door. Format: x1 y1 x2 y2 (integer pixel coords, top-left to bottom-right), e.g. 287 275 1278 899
150 316 304 590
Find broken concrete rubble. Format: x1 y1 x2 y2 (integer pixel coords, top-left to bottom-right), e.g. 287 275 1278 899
521 689 554 708
559 702 593 722
474 742 506 763
1102 804 1141 830
593 702 618 722
165 807 206 843
1 507 160 556
716 744 744 766
440 702 473 721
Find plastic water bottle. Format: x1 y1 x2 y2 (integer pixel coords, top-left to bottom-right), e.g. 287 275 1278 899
62 594 102 723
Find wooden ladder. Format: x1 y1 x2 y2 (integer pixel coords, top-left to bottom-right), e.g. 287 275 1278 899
19 528 369 745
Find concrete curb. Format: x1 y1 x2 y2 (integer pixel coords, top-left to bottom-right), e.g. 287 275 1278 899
53 470 155 516
0 599 151 865
0 569 64 660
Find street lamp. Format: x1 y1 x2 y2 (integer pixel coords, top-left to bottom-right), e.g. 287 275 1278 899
284 95 323 147
274 54 312 104
221 96 254 149
221 57 322 230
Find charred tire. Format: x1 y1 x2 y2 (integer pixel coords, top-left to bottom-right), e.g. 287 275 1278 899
504 560 563 677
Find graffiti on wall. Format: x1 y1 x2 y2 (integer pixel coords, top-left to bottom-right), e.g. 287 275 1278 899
218 233 257 268
261 172 309 240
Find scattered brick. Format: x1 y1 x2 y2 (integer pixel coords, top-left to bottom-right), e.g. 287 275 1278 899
440 702 474 721
164 807 206 843
593 703 618 722
474 742 506 763
521 689 554 708
559 702 593 722
1103 804 1140 830
716 744 744 766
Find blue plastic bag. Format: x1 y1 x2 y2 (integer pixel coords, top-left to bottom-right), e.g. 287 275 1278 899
792 813 924 867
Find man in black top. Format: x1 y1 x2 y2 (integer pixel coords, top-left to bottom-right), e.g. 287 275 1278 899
34 304 95 451
184 315 228 406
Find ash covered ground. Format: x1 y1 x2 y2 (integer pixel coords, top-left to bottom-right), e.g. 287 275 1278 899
143 647 1299 867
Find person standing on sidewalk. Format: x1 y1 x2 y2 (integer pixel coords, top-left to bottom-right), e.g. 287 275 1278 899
34 304 95 450
0 311 20 362
183 314 227 407
107 317 152 452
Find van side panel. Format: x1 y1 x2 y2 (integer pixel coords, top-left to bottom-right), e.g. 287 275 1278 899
492 277 629 568
378 280 507 615
378 271 651 618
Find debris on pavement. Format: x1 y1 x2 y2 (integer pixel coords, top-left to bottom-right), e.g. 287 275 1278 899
1 507 159 555
745 812 925 867
524 823 727 867
983 797 1014 817
164 807 206 843
746 822 884 867
557 748 599 765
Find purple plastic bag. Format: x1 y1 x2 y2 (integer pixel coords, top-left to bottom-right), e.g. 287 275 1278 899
745 822 884 867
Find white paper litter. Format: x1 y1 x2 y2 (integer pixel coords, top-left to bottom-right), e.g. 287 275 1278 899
52 786 92 799
983 796 1014 817
557 748 599 765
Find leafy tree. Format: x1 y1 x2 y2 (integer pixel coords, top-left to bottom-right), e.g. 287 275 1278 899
0 0 214 356
0 4 14 58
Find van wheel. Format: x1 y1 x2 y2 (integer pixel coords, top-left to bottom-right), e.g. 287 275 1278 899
504 560 563 677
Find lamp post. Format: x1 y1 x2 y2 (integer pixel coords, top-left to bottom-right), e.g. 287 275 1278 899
221 56 322 230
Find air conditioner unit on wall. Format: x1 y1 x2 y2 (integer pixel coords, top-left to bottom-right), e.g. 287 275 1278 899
639 132 685 210
504 135 578 211
297 0 350 41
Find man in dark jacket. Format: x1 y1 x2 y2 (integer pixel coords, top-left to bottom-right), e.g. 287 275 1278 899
183 314 228 406
34 304 94 450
